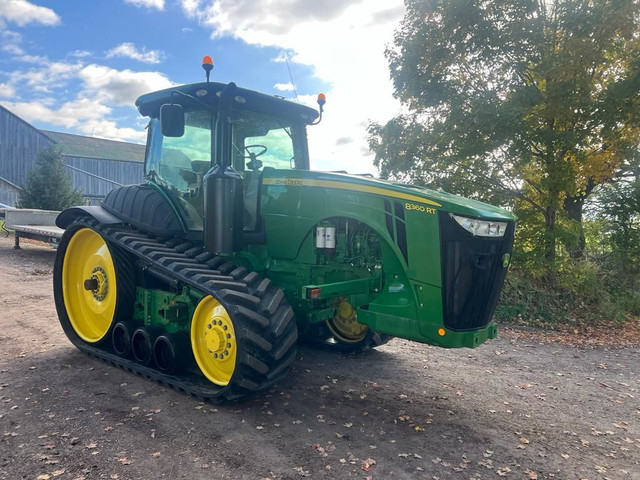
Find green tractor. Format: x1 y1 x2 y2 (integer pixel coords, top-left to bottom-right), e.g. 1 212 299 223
53 58 516 401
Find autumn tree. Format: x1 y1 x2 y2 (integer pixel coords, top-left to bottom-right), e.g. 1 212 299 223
590 177 640 276
19 147 83 210
369 0 640 269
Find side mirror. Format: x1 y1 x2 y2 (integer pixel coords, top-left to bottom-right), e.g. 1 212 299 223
160 104 185 137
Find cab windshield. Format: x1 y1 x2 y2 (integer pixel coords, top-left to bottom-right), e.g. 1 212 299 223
145 107 307 231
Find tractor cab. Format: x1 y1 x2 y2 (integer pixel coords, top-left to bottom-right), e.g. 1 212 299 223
136 79 321 235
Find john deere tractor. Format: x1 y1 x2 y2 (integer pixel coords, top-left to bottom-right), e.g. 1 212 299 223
53 58 516 401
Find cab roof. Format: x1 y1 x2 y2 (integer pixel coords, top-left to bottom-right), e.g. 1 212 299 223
135 82 319 124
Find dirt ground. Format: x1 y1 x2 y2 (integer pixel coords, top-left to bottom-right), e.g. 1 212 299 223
0 234 638 480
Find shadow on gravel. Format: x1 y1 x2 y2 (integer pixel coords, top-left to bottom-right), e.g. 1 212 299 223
2 340 638 479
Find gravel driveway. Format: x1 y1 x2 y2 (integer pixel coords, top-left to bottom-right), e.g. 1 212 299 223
1 235 638 480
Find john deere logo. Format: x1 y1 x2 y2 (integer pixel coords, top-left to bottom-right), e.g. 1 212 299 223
502 253 511 268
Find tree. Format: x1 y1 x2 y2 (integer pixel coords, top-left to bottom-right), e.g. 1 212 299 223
369 0 640 270
18 147 83 210
589 177 640 276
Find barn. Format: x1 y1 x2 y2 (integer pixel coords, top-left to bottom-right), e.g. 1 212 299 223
0 104 145 206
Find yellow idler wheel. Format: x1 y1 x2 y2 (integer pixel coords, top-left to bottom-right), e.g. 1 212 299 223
61 228 118 343
326 300 368 343
191 296 237 386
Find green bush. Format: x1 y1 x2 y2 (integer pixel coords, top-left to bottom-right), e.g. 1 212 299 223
497 260 638 328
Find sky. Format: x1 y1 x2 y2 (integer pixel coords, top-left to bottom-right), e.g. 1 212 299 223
0 0 406 173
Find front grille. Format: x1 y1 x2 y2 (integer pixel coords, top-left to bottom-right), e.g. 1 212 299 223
439 211 515 331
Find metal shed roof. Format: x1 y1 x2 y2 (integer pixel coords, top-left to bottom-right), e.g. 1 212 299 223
41 130 145 163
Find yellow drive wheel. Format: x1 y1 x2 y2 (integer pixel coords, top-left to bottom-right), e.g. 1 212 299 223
61 227 119 343
326 300 368 343
191 296 237 386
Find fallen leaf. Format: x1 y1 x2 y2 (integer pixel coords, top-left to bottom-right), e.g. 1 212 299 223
497 466 511 476
361 458 376 471
119 457 132 465
151 452 161 457
293 466 310 477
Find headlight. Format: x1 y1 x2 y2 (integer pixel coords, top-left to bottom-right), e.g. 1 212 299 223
451 214 507 237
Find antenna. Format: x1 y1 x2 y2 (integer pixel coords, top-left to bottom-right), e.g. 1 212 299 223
284 55 299 103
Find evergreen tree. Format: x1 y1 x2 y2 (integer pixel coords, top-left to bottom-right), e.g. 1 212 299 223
18 147 83 210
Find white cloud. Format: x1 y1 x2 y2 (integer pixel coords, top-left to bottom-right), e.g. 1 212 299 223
69 50 92 58
183 0 365 35
3 97 145 142
4 98 109 129
78 64 174 105
273 82 294 92
124 0 165 10
0 0 60 27
0 30 47 63
0 83 16 98
8 61 83 93
75 118 146 142
181 0 405 173
2 101 58 124
106 42 165 64
2 59 172 143
2 43 24 55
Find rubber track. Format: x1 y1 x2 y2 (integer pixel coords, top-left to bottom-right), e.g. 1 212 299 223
60 217 297 402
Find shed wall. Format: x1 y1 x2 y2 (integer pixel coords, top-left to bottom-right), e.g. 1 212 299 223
0 179 20 206
64 156 145 198
0 106 55 189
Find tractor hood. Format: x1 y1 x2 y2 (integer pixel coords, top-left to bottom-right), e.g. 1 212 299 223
263 169 517 221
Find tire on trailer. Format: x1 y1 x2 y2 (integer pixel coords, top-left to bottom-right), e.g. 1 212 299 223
53 221 135 347
190 268 298 399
